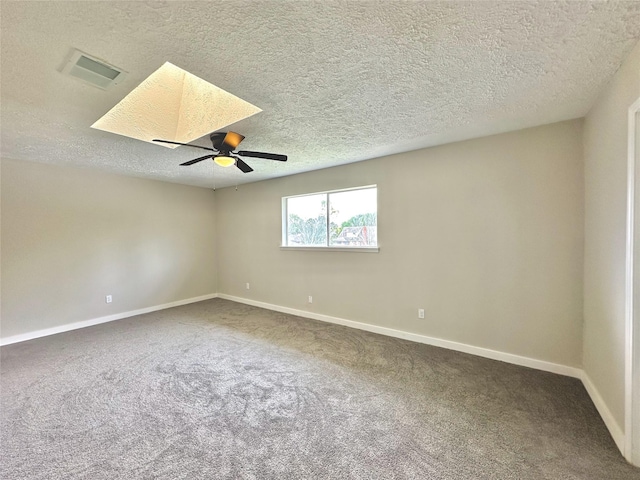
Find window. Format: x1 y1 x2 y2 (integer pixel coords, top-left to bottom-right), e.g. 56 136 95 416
282 186 377 248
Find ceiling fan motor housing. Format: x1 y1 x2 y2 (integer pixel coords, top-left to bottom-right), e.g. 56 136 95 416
210 132 227 151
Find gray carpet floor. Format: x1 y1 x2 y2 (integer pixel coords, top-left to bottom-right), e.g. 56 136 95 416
1 298 638 479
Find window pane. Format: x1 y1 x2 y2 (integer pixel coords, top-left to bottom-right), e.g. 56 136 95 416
329 188 377 246
286 194 328 246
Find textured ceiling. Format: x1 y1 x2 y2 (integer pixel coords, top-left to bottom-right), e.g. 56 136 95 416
1 1 639 189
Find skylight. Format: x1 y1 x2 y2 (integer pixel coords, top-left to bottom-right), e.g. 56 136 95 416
91 62 261 147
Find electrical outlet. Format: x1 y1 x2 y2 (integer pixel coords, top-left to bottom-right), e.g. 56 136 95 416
308 295 313 304
246 283 250 290
106 295 113 304
418 308 425 319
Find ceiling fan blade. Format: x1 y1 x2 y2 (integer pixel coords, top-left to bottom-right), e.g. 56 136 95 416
236 150 287 162
153 139 215 151
235 158 254 173
180 155 214 166
222 131 245 150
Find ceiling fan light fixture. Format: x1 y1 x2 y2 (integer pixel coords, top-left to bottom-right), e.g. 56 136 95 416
214 155 236 167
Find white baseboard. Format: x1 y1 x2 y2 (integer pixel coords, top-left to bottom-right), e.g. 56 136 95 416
217 293 582 379
220 294 629 454
581 371 625 454
2 291 625 457
0 293 219 346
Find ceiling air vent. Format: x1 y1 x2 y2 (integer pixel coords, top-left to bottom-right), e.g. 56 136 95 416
62 50 127 90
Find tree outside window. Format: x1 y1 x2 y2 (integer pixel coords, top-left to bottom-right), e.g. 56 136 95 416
284 187 377 247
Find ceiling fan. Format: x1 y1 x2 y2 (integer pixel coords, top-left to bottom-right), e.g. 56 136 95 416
152 132 287 173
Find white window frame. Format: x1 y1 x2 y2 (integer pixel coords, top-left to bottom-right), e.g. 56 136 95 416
281 185 379 252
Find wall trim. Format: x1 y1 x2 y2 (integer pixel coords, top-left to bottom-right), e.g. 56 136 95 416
582 370 625 453
625 96 640 465
219 294 631 453
218 293 582 379
2 291 624 455
0 293 219 346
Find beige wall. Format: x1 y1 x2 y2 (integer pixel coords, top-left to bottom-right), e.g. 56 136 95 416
1 120 585 369
583 41 640 431
0 158 217 339
216 120 584 367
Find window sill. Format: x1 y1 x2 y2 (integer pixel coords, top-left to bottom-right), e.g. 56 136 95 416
280 246 379 253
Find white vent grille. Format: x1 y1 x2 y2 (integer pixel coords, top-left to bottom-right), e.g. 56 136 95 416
62 50 126 90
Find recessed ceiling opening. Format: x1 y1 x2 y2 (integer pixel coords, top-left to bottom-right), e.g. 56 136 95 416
91 62 261 147
62 49 127 90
